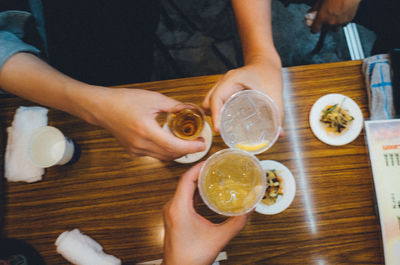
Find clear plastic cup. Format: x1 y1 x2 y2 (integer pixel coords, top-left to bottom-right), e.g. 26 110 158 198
198 148 266 216
220 90 281 154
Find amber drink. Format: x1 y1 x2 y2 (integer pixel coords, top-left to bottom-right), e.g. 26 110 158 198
167 103 205 140
198 149 266 216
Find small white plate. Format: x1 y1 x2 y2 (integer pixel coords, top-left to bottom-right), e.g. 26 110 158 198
163 121 213 164
255 160 296 215
309 93 364 146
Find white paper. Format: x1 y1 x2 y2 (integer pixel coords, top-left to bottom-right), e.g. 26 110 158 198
365 119 400 265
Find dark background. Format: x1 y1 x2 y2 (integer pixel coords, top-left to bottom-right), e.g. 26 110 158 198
151 0 376 81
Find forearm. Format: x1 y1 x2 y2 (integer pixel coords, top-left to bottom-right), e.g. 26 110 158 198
0 52 105 125
231 0 280 66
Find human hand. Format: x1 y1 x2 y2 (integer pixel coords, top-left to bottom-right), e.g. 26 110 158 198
311 0 361 33
162 162 249 265
89 88 205 160
202 57 284 133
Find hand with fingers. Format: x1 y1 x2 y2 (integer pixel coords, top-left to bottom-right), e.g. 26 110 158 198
0 53 204 161
162 162 250 265
202 56 284 134
310 0 361 33
91 88 206 160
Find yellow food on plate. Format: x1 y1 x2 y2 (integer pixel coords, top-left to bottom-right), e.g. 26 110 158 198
262 170 283 206
320 104 354 134
235 141 269 152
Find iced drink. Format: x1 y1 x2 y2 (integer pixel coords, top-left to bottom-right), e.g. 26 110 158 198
198 149 266 216
220 90 280 154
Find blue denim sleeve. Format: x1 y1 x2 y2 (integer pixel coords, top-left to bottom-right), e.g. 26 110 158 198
0 11 41 93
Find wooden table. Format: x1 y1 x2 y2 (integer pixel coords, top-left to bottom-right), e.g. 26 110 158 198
0 60 384 264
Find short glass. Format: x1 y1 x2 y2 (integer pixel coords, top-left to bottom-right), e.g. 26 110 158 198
220 90 281 154
167 103 205 140
198 148 266 216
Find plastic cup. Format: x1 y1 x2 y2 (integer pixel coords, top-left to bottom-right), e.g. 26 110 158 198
28 126 77 168
220 90 281 154
198 148 266 216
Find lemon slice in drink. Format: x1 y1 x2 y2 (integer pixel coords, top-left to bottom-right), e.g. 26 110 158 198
235 141 269 152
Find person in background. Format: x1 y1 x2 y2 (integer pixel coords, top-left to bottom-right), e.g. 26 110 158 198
205 0 400 131
286 0 400 53
0 0 205 161
0 0 287 160
308 0 362 33
162 162 249 265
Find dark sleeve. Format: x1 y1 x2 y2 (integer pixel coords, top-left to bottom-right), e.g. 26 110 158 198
0 10 42 68
0 10 41 93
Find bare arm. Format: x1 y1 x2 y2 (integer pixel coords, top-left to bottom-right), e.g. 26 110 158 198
203 0 284 131
0 53 100 123
231 0 280 66
0 53 205 160
162 162 249 265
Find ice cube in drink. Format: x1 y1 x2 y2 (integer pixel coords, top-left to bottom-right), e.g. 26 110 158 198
220 90 280 154
198 149 266 216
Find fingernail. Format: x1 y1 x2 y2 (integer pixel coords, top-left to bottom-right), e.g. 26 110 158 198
279 126 285 137
196 137 205 143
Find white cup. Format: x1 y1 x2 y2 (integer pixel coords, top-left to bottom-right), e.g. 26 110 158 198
28 126 76 168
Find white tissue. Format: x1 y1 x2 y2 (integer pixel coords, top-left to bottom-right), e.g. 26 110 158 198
55 229 121 265
5 106 48 183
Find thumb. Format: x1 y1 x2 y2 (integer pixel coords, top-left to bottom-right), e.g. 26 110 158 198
209 81 244 132
173 162 204 208
216 213 250 243
150 121 206 155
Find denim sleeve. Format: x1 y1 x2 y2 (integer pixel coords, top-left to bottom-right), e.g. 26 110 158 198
0 11 41 93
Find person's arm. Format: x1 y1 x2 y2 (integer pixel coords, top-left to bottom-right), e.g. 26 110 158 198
231 0 279 66
0 53 205 160
162 162 249 265
203 0 283 132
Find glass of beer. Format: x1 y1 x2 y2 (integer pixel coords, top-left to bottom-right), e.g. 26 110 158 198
167 103 205 140
198 148 266 216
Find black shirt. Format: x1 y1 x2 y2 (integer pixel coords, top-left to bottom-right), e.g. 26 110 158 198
42 0 160 86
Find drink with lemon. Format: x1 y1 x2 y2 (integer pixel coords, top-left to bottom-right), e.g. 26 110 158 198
198 149 266 216
220 90 281 154
234 141 270 152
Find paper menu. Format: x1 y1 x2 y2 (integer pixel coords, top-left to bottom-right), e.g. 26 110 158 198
365 119 400 265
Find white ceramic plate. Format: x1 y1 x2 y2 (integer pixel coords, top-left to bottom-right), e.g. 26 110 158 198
163 121 213 164
255 160 296 215
309 93 363 146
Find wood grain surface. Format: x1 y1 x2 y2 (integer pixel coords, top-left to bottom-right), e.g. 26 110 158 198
0 60 384 264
